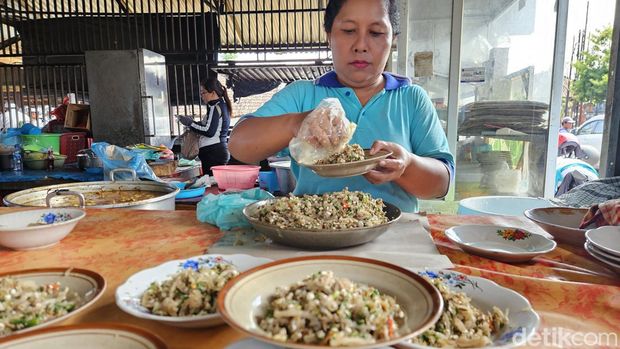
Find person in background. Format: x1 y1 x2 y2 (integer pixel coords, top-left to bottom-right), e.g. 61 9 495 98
228 0 453 213
559 116 575 133
177 77 232 176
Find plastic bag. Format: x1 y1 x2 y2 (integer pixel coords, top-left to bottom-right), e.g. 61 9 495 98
196 188 274 231
180 129 200 160
289 98 356 165
91 142 159 181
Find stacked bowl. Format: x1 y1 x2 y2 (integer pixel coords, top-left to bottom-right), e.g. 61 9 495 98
584 226 620 274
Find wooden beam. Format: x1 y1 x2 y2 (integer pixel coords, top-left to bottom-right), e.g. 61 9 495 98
0 35 20 50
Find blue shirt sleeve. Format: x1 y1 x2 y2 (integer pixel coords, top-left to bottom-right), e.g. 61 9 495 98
408 85 455 189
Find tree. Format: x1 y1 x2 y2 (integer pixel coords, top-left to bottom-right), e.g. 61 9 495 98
571 26 612 104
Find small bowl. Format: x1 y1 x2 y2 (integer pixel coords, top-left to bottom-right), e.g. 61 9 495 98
0 208 86 250
304 149 392 178
0 323 165 348
217 255 443 349
445 224 556 263
0 268 105 337
524 207 589 246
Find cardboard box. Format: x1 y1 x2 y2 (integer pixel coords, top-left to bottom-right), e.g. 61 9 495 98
64 104 91 131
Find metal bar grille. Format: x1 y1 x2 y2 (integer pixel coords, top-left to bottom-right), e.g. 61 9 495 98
1 0 331 134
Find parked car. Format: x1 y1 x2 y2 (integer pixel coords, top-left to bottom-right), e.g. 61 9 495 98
575 114 604 153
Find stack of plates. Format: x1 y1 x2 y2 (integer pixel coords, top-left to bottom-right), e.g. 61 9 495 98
459 100 549 135
584 226 620 274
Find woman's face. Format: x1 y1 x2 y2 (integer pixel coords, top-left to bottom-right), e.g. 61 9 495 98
327 0 393 89
200 88 218 103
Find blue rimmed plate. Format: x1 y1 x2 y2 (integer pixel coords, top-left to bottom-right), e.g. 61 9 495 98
395 269 540 349
115 254 271 328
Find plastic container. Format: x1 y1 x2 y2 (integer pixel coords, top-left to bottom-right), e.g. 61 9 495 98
21 134 61 153
259 170 279 193
60 132 87 163
457 196 555 217
270 160 296 194
211 165 260 190
23 155 67 170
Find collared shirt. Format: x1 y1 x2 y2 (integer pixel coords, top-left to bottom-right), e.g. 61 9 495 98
242 71 454 212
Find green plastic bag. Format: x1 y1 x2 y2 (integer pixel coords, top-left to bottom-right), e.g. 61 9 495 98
196 188 274 231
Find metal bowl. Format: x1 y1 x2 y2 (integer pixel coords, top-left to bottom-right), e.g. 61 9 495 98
304 149 392 178
243 199 401 249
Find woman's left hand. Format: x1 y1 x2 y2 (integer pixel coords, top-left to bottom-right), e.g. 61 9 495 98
363 140 412 185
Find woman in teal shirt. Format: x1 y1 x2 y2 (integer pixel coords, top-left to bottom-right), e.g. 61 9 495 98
229 0 454 212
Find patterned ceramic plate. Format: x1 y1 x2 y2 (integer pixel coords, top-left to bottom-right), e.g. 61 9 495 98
0 324 166 349
445 225 556 263
115 254 272 328
304 149 392 178
395 269 540 349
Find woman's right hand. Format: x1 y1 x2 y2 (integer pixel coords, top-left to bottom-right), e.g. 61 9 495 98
297 104 350 149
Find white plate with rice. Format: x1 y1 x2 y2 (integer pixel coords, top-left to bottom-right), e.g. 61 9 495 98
115 254 272 328
395 270 539 349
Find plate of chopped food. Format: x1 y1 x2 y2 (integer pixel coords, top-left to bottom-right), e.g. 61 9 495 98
243 189 401 249
0 323 167 349
395 270 539 349
115 254 272 328
0 268 106 337
303 145 392 178
217 255 443 349
444 225 556 263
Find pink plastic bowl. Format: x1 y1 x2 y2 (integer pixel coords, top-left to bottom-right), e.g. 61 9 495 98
211 165 260 190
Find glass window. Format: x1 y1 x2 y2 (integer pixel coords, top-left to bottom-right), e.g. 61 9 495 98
578 122 595 135
455 0 557 199
593 120 604 134
408 0 452 133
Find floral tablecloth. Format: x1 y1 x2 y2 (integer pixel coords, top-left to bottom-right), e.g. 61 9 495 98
0 207 618 348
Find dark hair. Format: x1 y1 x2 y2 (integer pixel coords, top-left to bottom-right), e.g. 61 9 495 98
202 77 232 116
323 0 400 35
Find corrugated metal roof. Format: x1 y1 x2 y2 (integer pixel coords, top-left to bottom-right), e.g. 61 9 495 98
213 63 332 83
3 1 328 51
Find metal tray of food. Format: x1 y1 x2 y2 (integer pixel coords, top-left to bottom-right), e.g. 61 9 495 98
243 198 401 249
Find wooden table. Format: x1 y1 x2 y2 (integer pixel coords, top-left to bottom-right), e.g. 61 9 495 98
0 207 619 348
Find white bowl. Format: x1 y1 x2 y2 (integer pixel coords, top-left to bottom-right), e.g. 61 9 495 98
458 196 554 217
217 255 443 349
524 207 590 246
0 208 86 250
115 254 272 328
585 226 620 257
445 225 556 263
395 270 540 349
0 324 165 349
0 268 106 337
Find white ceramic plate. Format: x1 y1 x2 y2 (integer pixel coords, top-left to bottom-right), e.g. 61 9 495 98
445 225 556 263
226 338 394 349
0 324 166 349
585 226 620 257
0 208 86 250
217 255 443 349
115 254 272 328
395 270 540 349
304 150 392 178
0 268 106 337
584 243 620 274
585 241 620 263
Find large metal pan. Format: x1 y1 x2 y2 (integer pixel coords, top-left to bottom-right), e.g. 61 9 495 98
3 169 180 210
243 199 401 249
